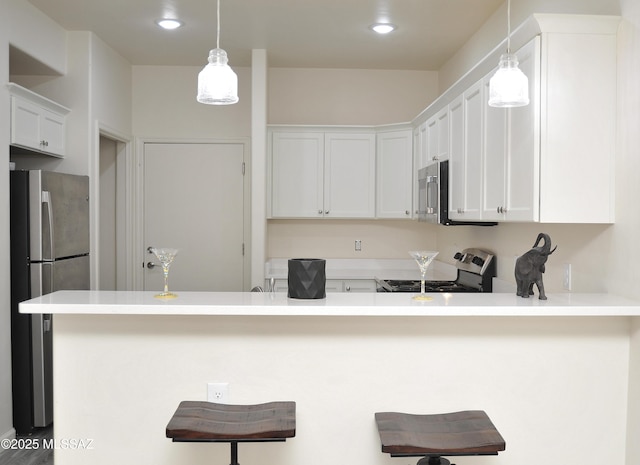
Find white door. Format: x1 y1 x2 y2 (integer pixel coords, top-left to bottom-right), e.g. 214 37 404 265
143 142 246 292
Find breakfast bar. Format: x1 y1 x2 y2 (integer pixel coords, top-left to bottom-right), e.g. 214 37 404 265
20 291 640 465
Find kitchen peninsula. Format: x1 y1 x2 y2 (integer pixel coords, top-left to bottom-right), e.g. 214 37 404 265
21 291 640 465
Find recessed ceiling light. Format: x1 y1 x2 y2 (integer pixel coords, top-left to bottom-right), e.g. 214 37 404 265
156 19 183 30
370 23 396 34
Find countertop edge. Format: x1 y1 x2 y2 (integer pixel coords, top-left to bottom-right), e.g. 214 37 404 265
18 290 640 317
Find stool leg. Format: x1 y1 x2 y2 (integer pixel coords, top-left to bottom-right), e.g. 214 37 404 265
230 441 239 465
416 456 450 465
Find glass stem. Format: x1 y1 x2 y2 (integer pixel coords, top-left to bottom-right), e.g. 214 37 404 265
163 265 170 293
421 273 426 294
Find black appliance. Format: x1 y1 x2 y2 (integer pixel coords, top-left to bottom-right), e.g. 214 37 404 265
418 160 497 226
376 248 496 293
10 170 90 434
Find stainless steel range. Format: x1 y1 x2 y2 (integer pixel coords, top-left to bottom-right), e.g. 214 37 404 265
376 248 496 293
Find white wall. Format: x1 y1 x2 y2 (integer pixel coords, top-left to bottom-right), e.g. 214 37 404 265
268 68 438 126
0 0 14 443
268 220 438 259
132 65 251 139
53 314 631 465
618 2 640 463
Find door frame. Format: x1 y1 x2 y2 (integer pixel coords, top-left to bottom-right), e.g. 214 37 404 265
131 137 252 291
95 122 133 291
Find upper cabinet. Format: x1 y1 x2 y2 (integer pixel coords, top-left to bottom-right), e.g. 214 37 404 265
415 14 619 224
8 83 70 157
268 125 413 220
376 128 413 219
268 127 376 219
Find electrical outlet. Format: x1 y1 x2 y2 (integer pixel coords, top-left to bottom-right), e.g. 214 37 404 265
355 240 362 251
207 383 229 403
563 264 572 291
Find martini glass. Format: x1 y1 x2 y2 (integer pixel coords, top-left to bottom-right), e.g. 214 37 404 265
150 247 179 299
408 251 439 301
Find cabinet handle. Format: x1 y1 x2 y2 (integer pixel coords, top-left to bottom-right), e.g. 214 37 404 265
345 286 351 292
325 210 329 215
405 210 410 215
318 210 323 215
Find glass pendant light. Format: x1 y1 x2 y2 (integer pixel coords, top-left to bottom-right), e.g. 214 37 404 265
197 0 238 105
488 0 529 107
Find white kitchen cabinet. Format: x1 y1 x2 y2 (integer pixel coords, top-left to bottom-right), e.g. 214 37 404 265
483 38 539 222
8 83 69 157
523 25 615 223
270 131 324 218
449 81 483 221
426 107 449 164
376 128 413 219
425 16 618 224
324 132 376 218
268 128 375 219
412 122 428 217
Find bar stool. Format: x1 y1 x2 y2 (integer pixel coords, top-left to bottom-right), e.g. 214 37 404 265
166 401 296 465
375 410 505 465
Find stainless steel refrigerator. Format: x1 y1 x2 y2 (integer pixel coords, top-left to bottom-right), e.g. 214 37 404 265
10 170 90 434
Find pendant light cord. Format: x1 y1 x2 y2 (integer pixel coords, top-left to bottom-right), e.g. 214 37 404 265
506 0 511 53
216 0 221 49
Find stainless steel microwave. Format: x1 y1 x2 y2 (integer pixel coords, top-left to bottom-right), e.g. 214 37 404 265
418 160 496 226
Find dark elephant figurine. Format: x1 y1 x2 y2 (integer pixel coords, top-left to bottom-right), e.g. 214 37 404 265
515 233 557 300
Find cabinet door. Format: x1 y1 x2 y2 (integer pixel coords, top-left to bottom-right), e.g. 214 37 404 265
462 81 483 220
324 133 375 218
426 115 438 164
40 109 65 156
507 37 540 221
412 126 421 217
450 82 483 221
270 132 324 218
436 107 449 161
448 95 465 218
11 96 42 151
482 72 508 221
376 129 412 218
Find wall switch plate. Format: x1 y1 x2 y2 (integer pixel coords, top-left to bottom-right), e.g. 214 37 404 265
563 264 572 291
355 240 362 251
207 382 229 403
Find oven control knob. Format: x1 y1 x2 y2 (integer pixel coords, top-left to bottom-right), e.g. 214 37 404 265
471 256 485 267
454 252 464 261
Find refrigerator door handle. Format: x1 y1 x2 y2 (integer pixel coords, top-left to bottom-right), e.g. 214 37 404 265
41 190 55 260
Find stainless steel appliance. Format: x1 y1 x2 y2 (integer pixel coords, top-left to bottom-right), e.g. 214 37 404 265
418 160 496 226
10 170 90 434
376 248 496 293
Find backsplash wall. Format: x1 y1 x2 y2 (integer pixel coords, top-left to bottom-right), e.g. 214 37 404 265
267 219 613 294
267 219 437 259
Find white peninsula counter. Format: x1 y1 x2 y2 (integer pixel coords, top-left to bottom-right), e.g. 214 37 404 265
20 291 640 465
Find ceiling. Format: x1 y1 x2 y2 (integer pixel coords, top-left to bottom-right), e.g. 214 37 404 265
24 0 505 71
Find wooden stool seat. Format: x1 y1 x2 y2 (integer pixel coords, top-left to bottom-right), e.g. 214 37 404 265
166 401 295 465
375 410 504 465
